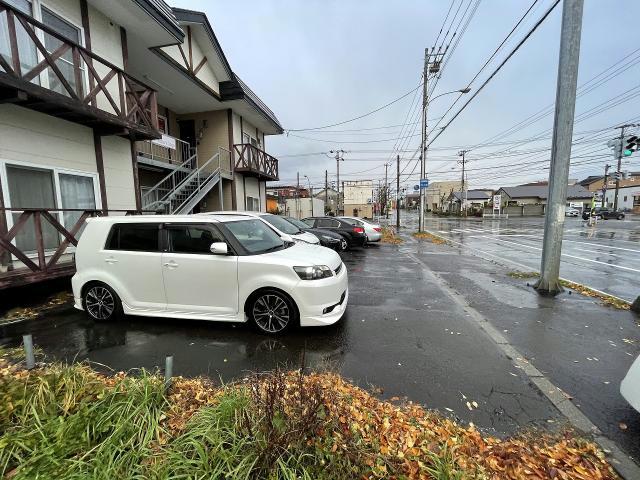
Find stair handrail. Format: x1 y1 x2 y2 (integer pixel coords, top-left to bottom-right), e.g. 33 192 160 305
173 151 223 214
142 151 197 210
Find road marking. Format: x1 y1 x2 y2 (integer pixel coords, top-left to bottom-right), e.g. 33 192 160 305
562 238 640 254
479 236 640 273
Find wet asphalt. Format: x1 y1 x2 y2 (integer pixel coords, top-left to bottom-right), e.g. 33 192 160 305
1 213 639 465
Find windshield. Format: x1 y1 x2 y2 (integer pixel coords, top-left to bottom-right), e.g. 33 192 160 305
340 217 363 226
260 214 301 234
284 216 310 230
225 219 284 254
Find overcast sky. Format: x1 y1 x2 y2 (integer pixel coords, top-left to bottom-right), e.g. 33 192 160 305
173 0 640 192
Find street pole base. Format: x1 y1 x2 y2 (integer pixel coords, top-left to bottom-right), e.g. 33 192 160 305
631 296 640 314
533 277 565 296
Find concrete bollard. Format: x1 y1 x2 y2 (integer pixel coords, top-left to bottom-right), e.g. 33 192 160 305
164 355 173 390
23 334 35 370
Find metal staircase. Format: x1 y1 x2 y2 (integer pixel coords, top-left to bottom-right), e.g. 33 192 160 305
142 147 232 214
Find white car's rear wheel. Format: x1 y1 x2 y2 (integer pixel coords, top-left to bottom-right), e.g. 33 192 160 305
249 290 297 334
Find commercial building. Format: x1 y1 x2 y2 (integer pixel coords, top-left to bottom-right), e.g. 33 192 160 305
342 180 373 218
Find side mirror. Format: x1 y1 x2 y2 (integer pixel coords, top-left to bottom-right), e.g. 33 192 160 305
280 233 294 243
210 242 228 255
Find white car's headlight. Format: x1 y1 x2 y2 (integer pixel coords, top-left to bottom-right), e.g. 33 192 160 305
293 265 333 280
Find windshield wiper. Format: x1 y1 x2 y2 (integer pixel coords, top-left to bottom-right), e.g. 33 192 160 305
262 244 284 253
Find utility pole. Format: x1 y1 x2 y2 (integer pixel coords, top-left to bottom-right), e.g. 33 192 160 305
458 150 468 216
418 49 429 232
601 163 610 208
325 169 329 213
396 154 400 229
331 150 345 215
385 162 389 219
296 171 300 219
613 126 625 211
535 0 584 295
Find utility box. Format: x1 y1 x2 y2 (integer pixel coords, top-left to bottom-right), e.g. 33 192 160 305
285 198 324 219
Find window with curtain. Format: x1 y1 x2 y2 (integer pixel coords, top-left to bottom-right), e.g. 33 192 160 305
59 173 96 229
41 7 84 96
0 0 38 82
6 165 59 251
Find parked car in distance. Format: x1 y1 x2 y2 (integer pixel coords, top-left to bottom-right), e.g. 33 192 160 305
72 215 348 334
339 216 382 243
621 354 640 414
581 207 625 220
205 211 320 244
565 207 580 217
283 216 348 251
301 217 367 249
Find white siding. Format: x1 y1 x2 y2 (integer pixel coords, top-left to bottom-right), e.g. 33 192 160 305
101 136 136 210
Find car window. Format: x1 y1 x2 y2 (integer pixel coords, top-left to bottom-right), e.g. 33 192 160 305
225 219 284 254
301 218 316 227
106 223 160 251
317 218 339 228
260 214 300 234
168 225 224 254
284 216 310 230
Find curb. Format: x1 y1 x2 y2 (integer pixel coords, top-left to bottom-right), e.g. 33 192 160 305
407 249 640 479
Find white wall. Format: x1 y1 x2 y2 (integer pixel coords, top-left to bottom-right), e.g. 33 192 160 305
605 186 640 210
0 105 135 211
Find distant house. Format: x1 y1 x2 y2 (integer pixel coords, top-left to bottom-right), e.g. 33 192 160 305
343 180 373 218
313 187 338 214
578 172 640 193
495 185 592 207
425 181 462 212
446 190 492 213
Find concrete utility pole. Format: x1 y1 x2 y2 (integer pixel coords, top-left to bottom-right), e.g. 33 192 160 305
535 0 584 295
458 150 468 216
601 163 610 208
613 126 626 211
418 49 429 232
396 154 400 229
331 149 345 214
385 162 389 219
296 171 300 219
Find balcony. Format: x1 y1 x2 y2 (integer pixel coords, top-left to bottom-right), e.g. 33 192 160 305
233 143 279 181
0 1 160 140
136 136 193 169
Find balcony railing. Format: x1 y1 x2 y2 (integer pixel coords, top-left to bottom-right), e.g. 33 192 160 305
136 136 193 167
0 208 149 289
233 143 279 181
0 1 159 139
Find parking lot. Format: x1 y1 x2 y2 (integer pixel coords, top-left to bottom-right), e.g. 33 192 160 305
418 214 640 301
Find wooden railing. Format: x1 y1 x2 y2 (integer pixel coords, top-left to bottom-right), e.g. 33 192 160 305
0 208 148 288
233 143 279 180
0 0 158 134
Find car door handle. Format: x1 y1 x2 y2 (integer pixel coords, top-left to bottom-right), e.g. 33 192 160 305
163 261 179 269
104 257 118 264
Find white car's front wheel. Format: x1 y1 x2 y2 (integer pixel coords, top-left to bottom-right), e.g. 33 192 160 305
248 289 297 334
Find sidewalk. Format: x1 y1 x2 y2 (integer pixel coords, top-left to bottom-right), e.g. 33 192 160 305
406 231 640 475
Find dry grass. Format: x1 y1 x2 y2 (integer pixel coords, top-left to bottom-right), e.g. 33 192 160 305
412 231 449 245
0 358 618 480
506 271 631 310
380 226 403 244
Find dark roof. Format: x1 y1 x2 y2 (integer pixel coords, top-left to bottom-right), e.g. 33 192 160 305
134 0 184 40
498 185 592 200
451 190 492 201
578 175 603 186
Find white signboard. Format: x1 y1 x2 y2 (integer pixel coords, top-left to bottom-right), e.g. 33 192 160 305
493 194 501 210
151 134 176 150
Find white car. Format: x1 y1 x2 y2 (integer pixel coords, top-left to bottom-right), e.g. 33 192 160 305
565 208 580 217
621 354 640 414
339 216 382 242
205 211 320 245
71 215 348 334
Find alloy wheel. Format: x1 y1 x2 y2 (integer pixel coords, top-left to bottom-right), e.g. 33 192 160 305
252 294 291 333
85 286 115 320
340 238 348 251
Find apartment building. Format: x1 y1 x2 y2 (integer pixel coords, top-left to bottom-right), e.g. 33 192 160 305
0 0 281 288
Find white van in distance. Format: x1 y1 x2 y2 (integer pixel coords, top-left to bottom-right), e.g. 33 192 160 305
71 215 348 334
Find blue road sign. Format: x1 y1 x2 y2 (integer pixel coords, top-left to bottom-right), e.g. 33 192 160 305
420 178 429 189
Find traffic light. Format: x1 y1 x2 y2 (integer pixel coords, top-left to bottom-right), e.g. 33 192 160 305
623 135 638 156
